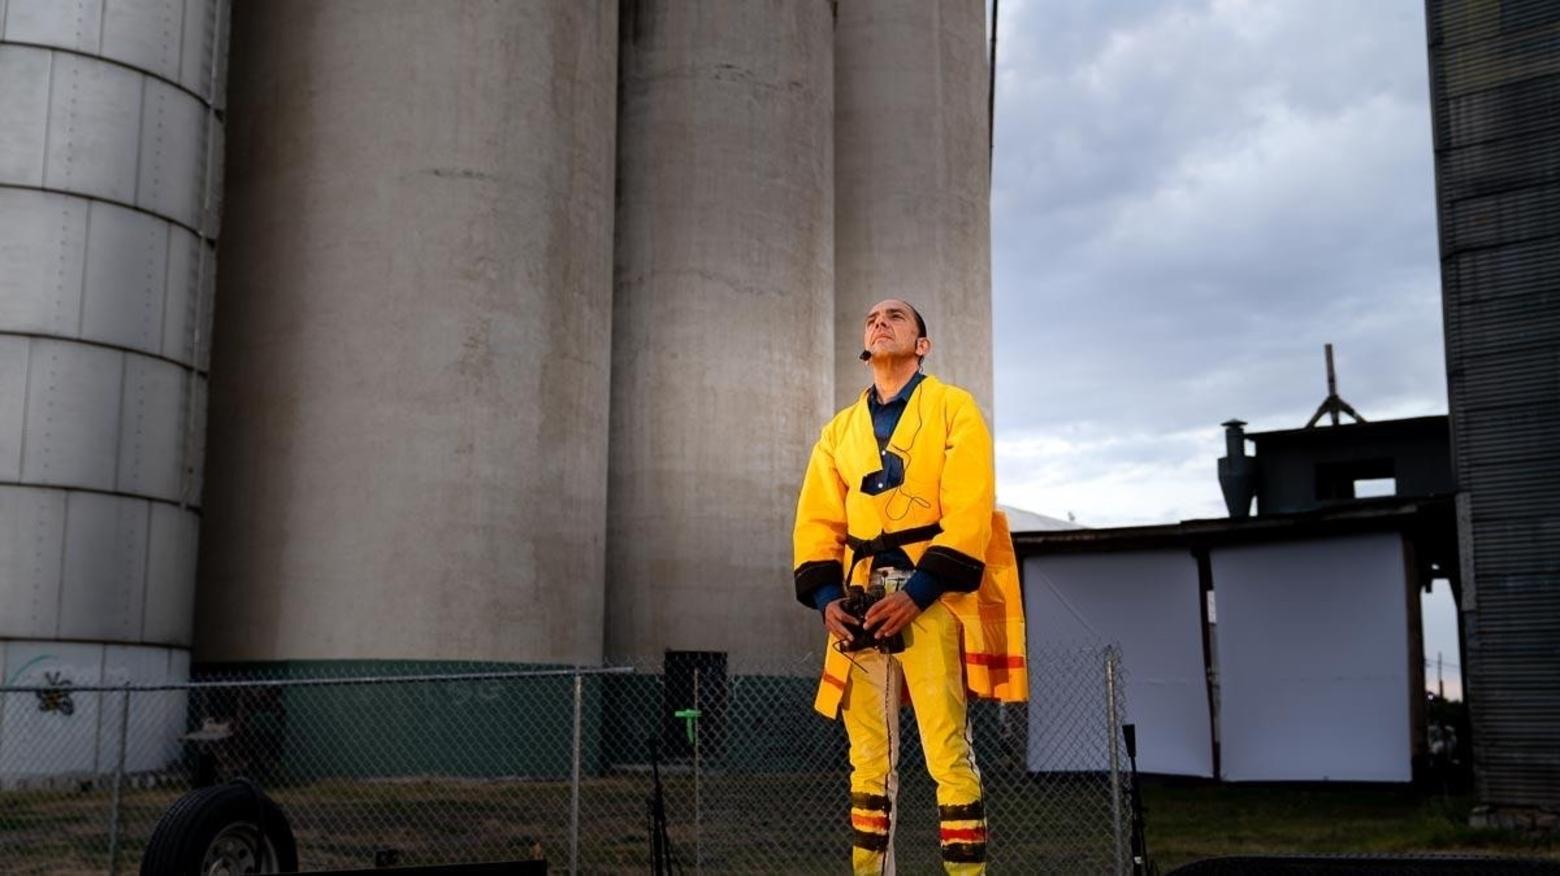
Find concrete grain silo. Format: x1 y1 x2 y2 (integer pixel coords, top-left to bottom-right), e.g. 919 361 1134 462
608 0 834 664
0 0 228 775
195 1 618 666
834 0 993 419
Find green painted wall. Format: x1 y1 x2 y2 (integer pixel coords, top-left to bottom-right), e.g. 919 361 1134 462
184 661 1026 784
189 661 603 783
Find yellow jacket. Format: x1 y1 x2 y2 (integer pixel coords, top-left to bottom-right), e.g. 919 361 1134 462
793 374 1028 717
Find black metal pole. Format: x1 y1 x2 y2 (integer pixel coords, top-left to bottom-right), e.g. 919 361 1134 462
988 0 1000 176
649 736 669 875
1123 724 1153 875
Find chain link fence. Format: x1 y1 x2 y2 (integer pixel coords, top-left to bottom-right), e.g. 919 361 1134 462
0 646 1128 874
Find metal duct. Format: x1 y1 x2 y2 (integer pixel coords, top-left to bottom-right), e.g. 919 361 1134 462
1218 420 1256 519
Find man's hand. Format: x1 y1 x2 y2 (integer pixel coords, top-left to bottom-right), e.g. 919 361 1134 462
864 591 921 640
823 598 860 643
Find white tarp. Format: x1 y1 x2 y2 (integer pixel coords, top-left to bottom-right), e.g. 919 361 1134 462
1024 550 1214 776
1211 533 1412 781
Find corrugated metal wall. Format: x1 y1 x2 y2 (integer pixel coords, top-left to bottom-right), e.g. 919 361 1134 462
0 0 227 656
1426 0 1560 810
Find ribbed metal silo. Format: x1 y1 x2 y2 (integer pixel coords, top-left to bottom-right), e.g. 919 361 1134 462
1425 0 1560 813
0 0 227 774
608 0 834 663
195 1 618 665
833 0 993 419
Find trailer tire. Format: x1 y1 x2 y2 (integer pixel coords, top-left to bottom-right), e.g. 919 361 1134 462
140 779 298 874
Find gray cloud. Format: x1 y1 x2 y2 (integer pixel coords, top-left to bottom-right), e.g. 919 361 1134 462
991 0 1446 526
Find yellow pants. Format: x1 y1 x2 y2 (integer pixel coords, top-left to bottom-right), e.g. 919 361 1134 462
842 601 986 875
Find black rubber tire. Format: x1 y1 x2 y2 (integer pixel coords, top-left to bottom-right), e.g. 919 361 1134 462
139 779 299 874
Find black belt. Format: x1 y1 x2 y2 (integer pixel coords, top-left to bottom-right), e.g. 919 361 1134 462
845 523 943 582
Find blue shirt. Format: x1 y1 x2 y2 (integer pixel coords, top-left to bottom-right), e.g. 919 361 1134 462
813 372 945 612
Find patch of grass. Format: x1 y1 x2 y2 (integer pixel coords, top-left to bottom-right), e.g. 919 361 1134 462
1141 783 1560 871
7 773 1557 874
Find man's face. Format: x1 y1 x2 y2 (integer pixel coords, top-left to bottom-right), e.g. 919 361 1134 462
862 299 924 361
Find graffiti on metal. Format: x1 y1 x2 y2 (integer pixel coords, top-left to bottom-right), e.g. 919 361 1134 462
35 670 77 715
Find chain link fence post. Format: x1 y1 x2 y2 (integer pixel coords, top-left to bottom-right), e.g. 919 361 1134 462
106 681 132 876
1106 646 1125 876
693 665 702 876
569 670 583 876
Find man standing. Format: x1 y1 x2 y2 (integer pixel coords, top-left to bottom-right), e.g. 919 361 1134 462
793 299 1028 875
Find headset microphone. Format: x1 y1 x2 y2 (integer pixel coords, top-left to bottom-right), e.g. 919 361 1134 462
859 349 871 362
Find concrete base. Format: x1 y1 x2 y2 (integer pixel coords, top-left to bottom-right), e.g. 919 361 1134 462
1470 805 1560 834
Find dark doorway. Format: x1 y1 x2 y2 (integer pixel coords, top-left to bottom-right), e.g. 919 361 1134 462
663 651 728 760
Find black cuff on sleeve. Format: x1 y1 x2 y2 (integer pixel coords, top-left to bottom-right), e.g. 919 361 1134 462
794 560 844 607
916 546 985 592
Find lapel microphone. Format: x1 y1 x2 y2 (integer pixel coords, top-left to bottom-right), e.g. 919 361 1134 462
859 349 871 362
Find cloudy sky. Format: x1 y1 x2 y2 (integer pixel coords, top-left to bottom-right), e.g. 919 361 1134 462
991 0 1445 527
988 0 1458 695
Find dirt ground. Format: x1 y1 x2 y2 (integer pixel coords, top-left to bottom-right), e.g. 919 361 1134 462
4 773 1556 874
